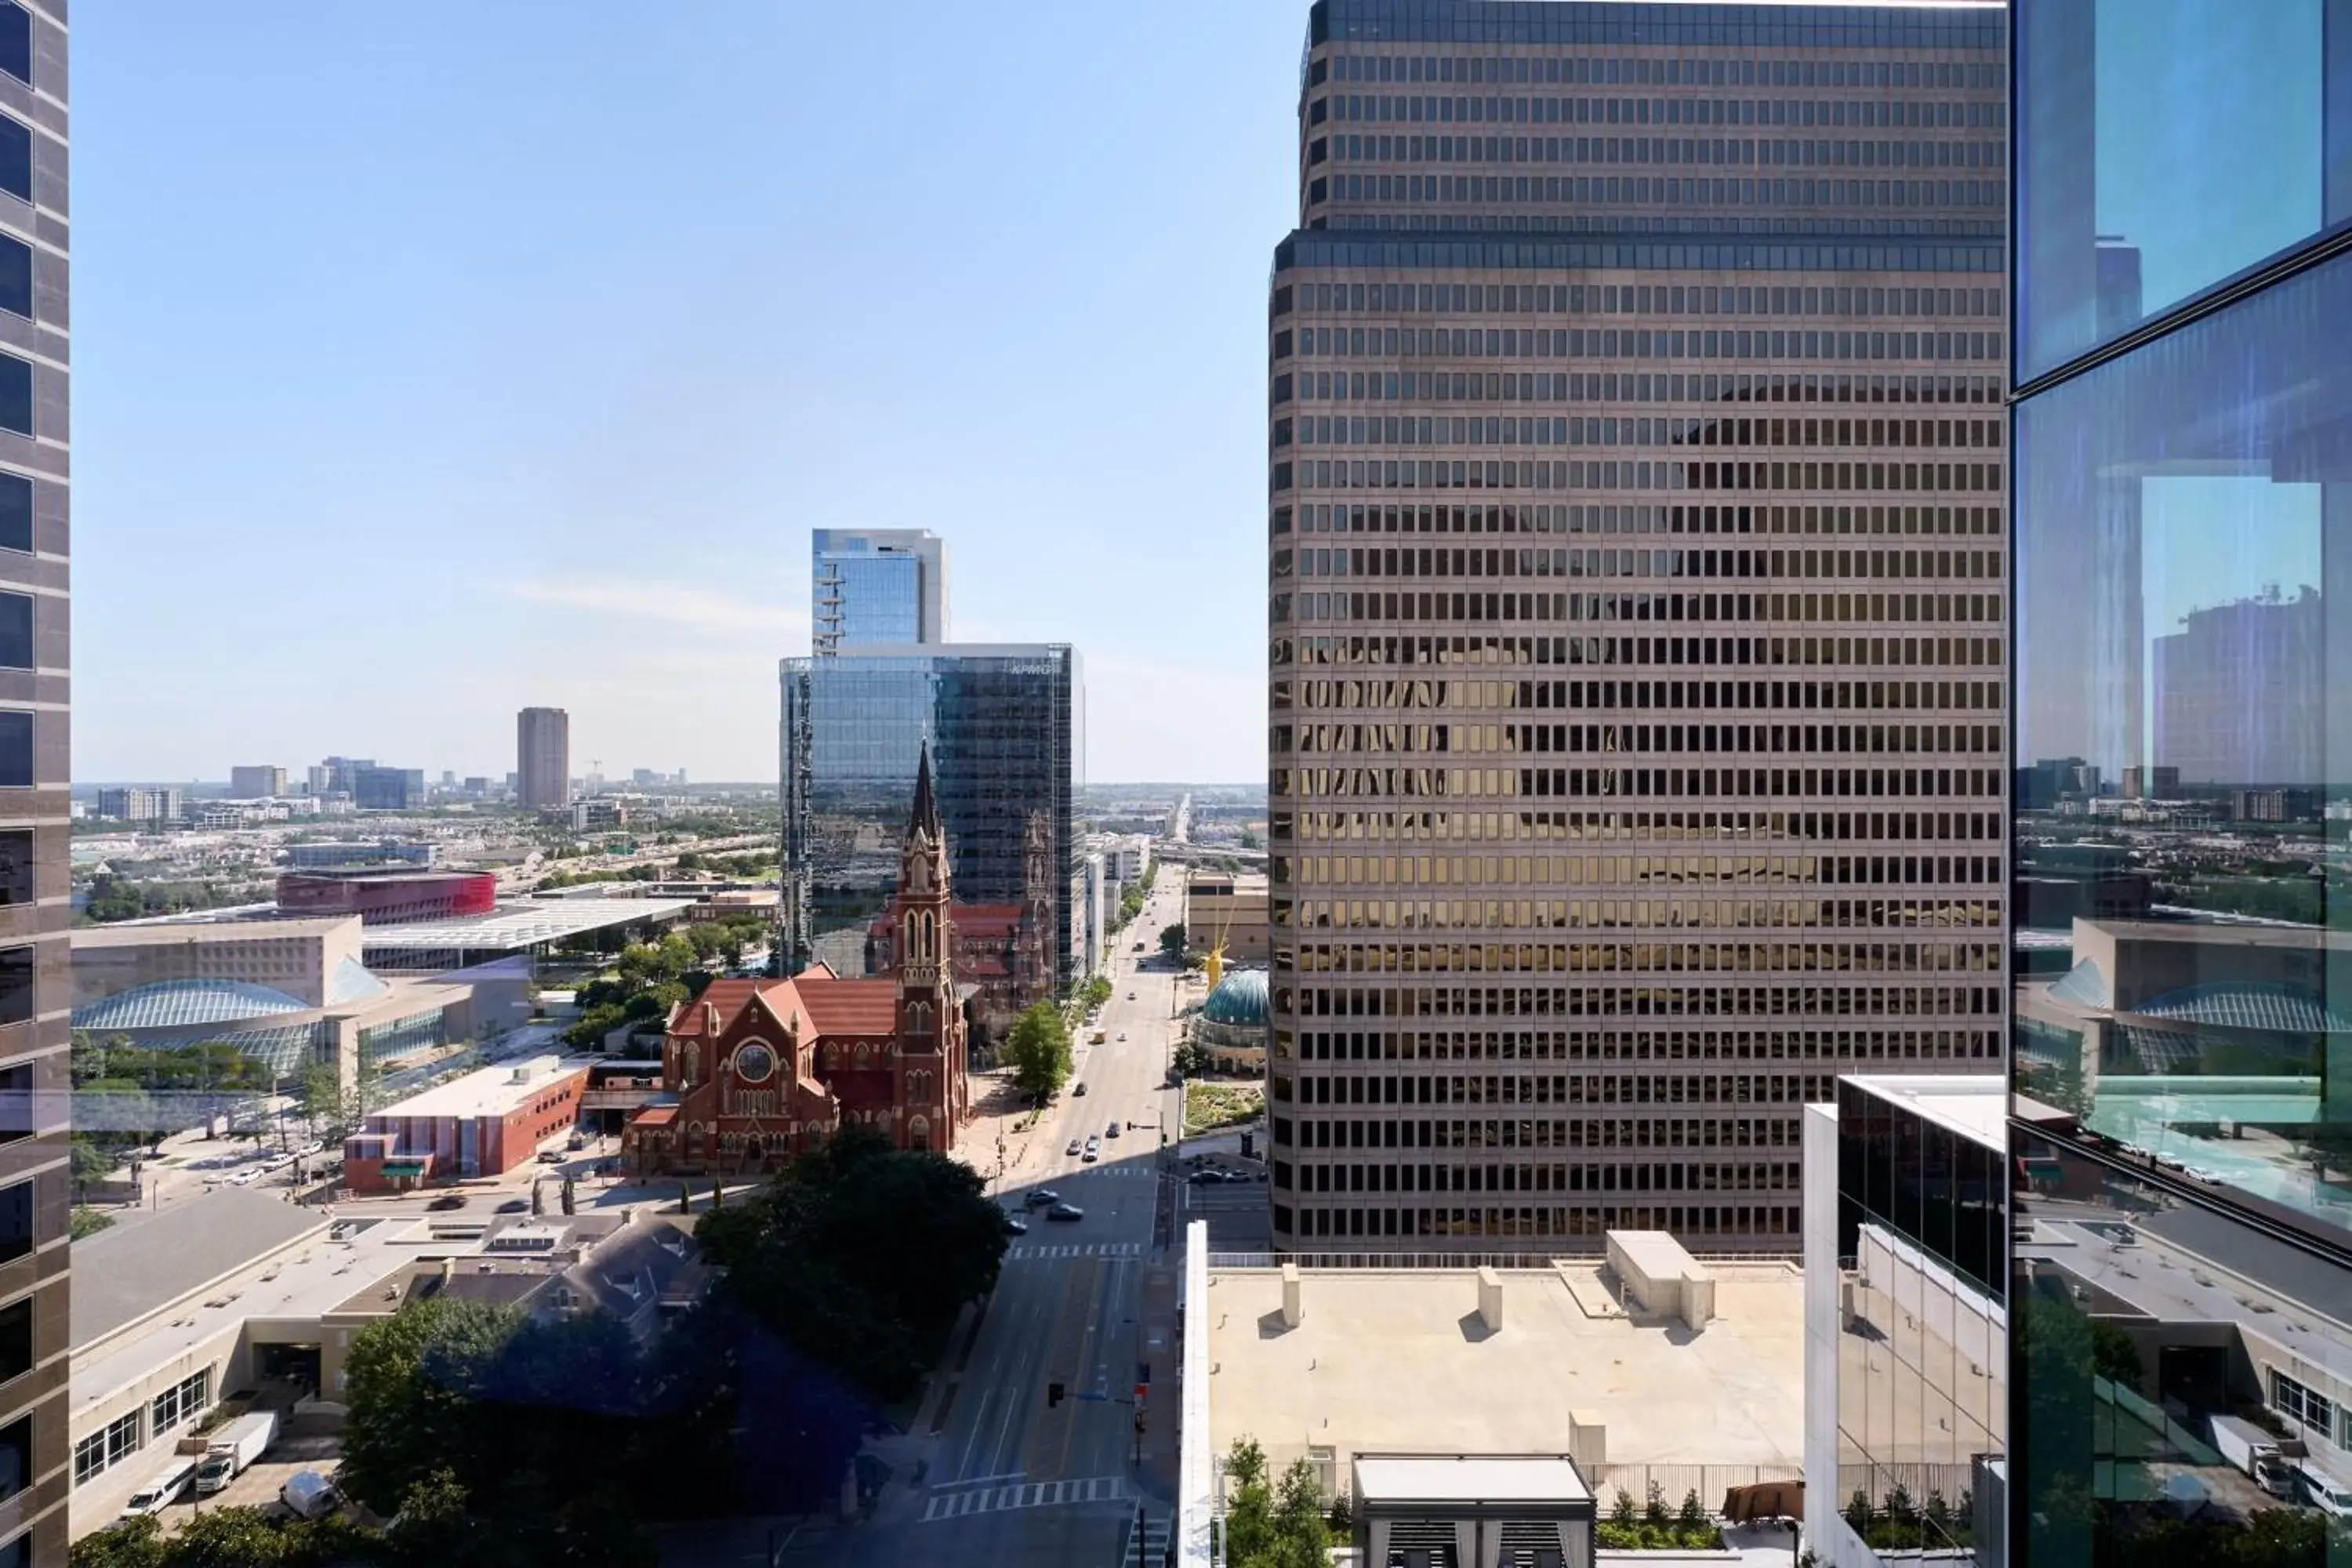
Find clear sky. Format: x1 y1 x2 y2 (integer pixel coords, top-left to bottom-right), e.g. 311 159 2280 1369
71 2 1304 785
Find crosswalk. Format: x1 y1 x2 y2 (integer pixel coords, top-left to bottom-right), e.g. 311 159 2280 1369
1120 1511 1173 1566
1005 1240 1145 1261
920 1474 1130 1522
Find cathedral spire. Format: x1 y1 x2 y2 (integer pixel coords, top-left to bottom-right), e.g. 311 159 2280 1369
909 742 942 844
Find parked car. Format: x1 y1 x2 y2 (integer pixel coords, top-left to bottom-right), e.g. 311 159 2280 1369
567 1131 587 1151
121 1459 198 1519
496 1199 530 1214
427 1194 468 1211
536 1150 565 1164
1023 1189 1060 1207
296 1139 325 1157
1081 1145 1099 1163
1073 1082 1088 1097
1116 1032 1127 1042
279 1469 341 1521
1065 1139 1083 1157
1047 1202 1085 1221
1127 992 1138 1000
1188 1169 1226 1185
1105 1122 1121 1138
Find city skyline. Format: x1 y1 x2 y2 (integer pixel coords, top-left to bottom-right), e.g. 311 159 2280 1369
67 2 1301 786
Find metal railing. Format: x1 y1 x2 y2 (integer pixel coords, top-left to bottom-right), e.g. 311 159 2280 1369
1206 1249 1798 1271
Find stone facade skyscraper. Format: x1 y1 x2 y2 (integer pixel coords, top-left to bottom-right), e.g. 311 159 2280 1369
517 706 571 810
1265 0 2007 1254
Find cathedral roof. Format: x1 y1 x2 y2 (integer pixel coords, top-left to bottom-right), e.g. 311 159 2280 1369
908 742 942 844
794 977 901 1036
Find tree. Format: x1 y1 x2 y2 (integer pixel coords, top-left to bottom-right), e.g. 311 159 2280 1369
1003 1003 1073 1102
67 1515 165 1568
300 1063 345 1137
1159 923 1188 959
70 1136 112 1190
340 1297 525 1514
71 1205 114 1240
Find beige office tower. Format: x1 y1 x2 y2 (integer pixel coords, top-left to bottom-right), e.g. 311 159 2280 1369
1266 0 2006 1254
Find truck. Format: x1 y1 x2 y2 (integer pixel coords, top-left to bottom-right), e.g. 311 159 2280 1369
2210 1414 2294 1497
193 1411 277 1494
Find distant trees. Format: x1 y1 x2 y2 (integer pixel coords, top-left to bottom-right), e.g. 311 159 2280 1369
1003 1003 1074 1102
1159 923 1189 960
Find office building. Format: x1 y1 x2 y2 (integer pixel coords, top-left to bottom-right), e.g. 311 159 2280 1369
811 528 948 652
311 756 372 798
93 787 179 826
352 766 423 811
1186 869 1272 964
781 644 1080 994
342 1054 593 1192
1265 0 2008 1253
1802 1075 2004 1568
0 8 65 1553
517 706 570 809
227 764 287 800
1994 5 2352 1566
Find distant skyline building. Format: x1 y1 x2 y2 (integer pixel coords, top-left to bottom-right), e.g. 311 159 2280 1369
811 528 949 653
781 644 1080 993
227 764 288 799
1264 0 2008 1253
96 786 180 826
0 5 68 1554
352 767 424 811
517 707 570 809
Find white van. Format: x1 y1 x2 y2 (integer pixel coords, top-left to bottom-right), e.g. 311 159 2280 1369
121 1458 198 1518
2298 1462 2352 1520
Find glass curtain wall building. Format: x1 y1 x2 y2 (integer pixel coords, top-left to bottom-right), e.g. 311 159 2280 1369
2010 3 2352 1566
781 645 1080 992
1265 0 2009 1255
810 528 949 653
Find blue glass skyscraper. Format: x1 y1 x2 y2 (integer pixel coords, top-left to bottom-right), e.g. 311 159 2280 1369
811 528 948 652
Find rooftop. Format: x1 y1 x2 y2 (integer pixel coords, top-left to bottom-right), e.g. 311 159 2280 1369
1205 1260 1802 1477
365 1054 594 1122
1354 1454 1591 1507
71 1188 328 1350
1845 1073 2006 1152
71 916 358 949
355 898 694 952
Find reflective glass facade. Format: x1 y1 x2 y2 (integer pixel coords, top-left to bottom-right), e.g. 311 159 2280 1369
1821 1078 2006 1566
2016 0 2352 383
810 528 947 652
781 646 1080 992
2012 5 2352 1564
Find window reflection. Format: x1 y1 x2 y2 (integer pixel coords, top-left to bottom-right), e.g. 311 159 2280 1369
2018 0 2351 379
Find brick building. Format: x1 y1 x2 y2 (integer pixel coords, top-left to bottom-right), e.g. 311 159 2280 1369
343 1054 591 1192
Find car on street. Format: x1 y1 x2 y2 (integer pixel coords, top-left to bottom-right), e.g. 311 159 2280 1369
1024 1189 1060 1207
1001 1211 1029 1236
1065 1139 1083 1156
1105 1122 1121 1138
230 1168 262 1186
296 1139 325 1157
1073 1082 1087 1096
536 1150 565 1164
1127 991 1138 1000
1047 1202 1084 1221
1081 1145 1098 1163
1189 1169 1225 1185
427 1193 468 1211
497 1198 530 1213
1116 1032 1127 1042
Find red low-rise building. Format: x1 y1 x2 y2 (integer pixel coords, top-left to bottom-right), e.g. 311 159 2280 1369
626 753 972 1174
278 869 499 925
344 1054 591 1192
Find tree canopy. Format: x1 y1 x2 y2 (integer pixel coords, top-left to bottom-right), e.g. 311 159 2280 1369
1159 922 1189 958
1002 1002 1073 1102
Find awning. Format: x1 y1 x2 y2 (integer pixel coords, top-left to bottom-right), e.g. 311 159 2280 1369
379 1161 426 1178
631 1106 677 1127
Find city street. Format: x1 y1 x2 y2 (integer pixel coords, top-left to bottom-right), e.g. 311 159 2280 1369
699 883 1189 1568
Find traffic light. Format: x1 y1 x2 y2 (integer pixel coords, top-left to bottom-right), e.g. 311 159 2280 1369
1048 1381 1065 1408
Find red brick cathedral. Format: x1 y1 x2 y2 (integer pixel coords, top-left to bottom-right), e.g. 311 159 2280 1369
624 751 970 1174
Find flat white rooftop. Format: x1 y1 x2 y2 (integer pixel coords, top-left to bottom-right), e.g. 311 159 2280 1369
358 898 693 950
367 1054 593 1121
1207 1262 1802 1477
1355 1454 1591 1505
1845 1073 2005 1152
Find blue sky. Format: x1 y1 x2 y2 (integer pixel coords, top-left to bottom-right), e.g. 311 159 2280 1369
72 2 1303 785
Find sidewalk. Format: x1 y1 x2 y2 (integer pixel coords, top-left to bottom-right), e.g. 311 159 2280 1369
1133 1259 1181 1502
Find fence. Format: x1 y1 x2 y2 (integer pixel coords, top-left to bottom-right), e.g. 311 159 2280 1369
1586 1464 1806 1515
1206 1250 1800 1272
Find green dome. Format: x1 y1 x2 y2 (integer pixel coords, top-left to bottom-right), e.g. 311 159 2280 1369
1201 968 1269 1028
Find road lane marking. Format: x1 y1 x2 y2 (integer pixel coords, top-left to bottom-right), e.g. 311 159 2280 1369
919 1475 1131 1523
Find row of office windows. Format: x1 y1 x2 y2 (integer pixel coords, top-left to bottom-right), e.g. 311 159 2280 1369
1316 81 1999 129
1279 631 2002 675
1286 321 2002 368
1272 1198 1798 1240
1292 542 1998 586
1283 892 1999 934
1287 975 1996 1018
1279 1023 1992 1067
1314 129 2001 172
1285 805 1999 846
1279 456 2001 499
1289 937 1998 985
72 1371 209 1489
1282 279 2003 321
1290 716 2003 764
1287 500 1997 539
1294 849 1999 891
1314 172 2001 213
1312 49 1997 93
1289 416 2002 465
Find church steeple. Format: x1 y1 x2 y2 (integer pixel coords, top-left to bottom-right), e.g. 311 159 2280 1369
901 742 949 901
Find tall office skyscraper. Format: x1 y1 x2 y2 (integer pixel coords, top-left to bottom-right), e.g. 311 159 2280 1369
1266 0 2007 1254
781 645 1080 992
517 707 571 809
811 528 949 652
0 4 66 1555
